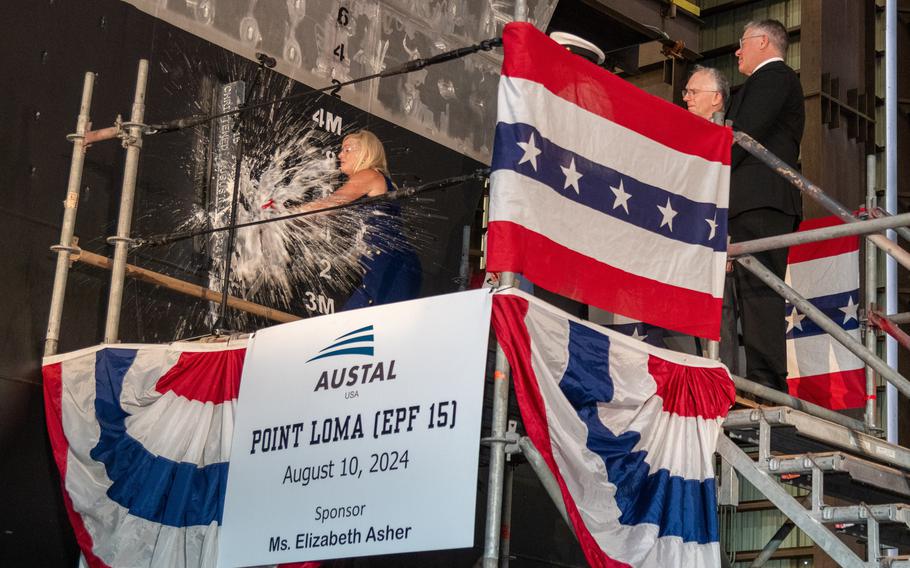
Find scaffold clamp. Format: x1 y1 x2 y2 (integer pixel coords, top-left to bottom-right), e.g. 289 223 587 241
481 428 521 454
106 235 135 246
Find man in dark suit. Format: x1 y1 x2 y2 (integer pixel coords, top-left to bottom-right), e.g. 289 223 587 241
725 19 804 391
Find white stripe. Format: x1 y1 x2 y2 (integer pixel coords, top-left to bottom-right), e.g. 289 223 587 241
601 336 657 406
126 393 235 467
491 170 726 297
610 400 724 481
640 538 721 568
786 251 859 298
598 338 724 480
509 288 728 370
499 77 730 207
787 332 863 378
73 487 220 568
43 340 247 366
120 349 236 467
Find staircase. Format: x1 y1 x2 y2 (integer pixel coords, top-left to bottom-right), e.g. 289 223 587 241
720 406 910 567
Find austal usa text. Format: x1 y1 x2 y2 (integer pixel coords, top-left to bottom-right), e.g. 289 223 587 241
313 360 396 391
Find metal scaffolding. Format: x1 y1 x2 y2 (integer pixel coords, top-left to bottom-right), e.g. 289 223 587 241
45 71 94 357
476 18 910 564
43 9 908 567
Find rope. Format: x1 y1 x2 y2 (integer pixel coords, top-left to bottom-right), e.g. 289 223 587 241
144 38 503 135
132 169 490 248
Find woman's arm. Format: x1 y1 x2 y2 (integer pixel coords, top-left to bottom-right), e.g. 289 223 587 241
298 169 386 213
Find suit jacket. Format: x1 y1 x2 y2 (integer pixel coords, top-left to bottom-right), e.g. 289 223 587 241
725 60 805 219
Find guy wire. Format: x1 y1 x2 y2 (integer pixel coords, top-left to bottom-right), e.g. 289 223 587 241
145 37 503 135
132 169 490 248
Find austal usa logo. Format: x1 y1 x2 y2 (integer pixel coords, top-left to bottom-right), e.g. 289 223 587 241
307 324 397 393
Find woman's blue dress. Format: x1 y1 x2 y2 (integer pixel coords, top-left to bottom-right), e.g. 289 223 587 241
343 175 422 309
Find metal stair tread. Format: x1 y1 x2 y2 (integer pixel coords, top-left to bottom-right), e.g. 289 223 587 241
818 502 910 524
763 451 910 500
724 406 910 470
820 504 910 549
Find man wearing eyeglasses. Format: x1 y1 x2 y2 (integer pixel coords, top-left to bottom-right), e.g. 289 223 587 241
725 19 805 392
681 65 740 370
682 65 729 121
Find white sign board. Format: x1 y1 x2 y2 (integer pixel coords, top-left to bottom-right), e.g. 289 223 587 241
218 290 492 567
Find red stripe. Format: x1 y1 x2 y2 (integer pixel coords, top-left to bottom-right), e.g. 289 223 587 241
491 295 631 568
787 216 859 264
648 356 735 418
42 363 110 568
154 348 246 403
787 368 867 410
487 221 722 340
501 22 732 166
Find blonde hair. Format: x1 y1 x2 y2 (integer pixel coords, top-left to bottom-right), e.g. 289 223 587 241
343 130 389 176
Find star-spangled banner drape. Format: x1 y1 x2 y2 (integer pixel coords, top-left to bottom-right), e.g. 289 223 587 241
784 216 865 409
487 22 732 340
492 289 735 568
42 342 319 568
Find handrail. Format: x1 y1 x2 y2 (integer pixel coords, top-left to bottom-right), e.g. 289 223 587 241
732 375 873 434
737 254 910 401
733 131 910 272
74 248 299 324
727 212 910 257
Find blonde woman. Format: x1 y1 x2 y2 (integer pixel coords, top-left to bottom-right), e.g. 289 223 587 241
298 130 391 212
300 130 421 308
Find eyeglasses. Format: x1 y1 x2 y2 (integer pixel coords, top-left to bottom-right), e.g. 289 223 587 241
681 88 718 98
738 34 765 48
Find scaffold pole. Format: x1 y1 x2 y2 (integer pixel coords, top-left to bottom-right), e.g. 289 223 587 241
44 71 95 357
865 153 879 430
103 59 148 343
483 8 526 565
517 437 572 530
483 273 514 568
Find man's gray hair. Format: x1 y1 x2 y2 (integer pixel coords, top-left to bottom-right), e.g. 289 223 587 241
745 19 789 56
690 64 730 107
